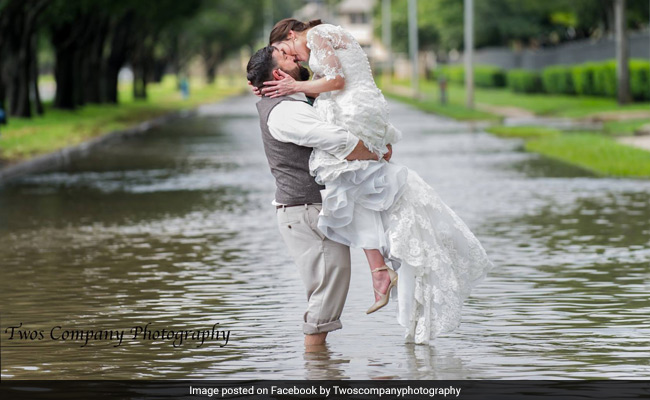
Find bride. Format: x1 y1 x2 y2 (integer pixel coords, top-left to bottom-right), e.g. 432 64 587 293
262 18 493 344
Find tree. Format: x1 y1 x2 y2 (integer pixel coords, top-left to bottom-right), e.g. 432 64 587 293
0 0 50 118
376 0 439 54
45 0 201 107
380 0 649 53
186 0 263 84
127 0 202 100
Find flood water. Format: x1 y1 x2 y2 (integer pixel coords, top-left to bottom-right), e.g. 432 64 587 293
0 95 649 380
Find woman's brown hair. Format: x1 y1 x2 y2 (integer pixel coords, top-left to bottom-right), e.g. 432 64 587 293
268 18 322 45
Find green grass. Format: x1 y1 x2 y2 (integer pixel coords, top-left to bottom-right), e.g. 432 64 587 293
381 77 650 178
526 133 650 178
485 125 561 139
383 91 499 121
382 78 650 119
1 76 245 160
603 118 650 136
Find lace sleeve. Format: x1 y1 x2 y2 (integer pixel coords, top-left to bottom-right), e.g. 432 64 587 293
306 25 349 81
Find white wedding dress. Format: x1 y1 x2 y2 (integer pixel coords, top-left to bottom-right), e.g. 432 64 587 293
307 24 493 344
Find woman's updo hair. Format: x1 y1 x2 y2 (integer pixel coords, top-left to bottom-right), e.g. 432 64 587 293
269 18 322 45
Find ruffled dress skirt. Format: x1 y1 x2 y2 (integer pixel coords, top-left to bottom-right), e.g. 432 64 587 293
314 158 493 344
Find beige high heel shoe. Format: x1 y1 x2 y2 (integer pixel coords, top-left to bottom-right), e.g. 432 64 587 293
366 265 398 314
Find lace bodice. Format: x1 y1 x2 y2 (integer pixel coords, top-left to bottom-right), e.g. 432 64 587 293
306 24 402 183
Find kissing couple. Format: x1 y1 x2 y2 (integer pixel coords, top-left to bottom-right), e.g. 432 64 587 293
247 18 493 347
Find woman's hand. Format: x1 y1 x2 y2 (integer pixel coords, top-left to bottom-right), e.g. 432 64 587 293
262 70 301 98
247 81 262 97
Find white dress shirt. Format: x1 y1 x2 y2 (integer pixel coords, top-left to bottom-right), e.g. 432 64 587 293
266 93 359 160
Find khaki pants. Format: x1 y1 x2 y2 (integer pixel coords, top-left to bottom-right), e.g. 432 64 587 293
277 204 351 334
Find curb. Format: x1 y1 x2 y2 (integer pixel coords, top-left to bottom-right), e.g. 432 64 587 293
0 109 195 185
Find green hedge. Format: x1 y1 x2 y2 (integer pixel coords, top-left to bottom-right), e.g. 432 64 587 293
436 59 649 101
571 63 596 96
475 65 507 87
569 59 649 100
630 60 650 101
542 66 575 94
439 65 465 84
592 60 617 97
438 65 506 87
507 69 543 93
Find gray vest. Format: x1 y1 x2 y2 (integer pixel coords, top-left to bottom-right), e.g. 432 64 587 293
256 96 324 204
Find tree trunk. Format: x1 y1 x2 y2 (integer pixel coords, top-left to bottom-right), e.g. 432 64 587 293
12 33 32 117
104 12 134 104
0 6 9 123
104 63 120 104
132 34 155 101
206 64 216 85
5 0 50 117
31 33 43 115
152 58 166 83
83 16 108 103
53 45 77 110
202 42 221 85
51 18 81 110
73 47 85 108
602 0 616 34
0 78 7 125
133 63 145 99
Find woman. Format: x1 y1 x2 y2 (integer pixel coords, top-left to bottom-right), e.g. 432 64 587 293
263 19 493 343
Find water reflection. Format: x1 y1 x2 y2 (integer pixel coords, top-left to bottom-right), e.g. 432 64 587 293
0 95 649 379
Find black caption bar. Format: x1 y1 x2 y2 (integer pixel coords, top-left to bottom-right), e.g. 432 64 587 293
1 380 649 400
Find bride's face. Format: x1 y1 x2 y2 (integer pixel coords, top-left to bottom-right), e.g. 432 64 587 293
273 30 310 62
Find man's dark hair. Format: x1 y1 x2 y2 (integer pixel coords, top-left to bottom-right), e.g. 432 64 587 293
247 46 276 89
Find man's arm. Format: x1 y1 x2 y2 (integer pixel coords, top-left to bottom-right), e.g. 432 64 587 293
268 100 362 160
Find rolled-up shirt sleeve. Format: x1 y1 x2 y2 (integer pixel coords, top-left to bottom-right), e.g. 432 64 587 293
267 100 359 160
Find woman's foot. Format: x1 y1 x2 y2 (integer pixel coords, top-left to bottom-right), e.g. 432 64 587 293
367 265 398 314
370 268 391 302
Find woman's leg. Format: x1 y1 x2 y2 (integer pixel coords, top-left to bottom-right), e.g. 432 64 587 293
363 248 391 302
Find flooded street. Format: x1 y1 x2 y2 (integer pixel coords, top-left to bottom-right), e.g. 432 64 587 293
1 94 649 379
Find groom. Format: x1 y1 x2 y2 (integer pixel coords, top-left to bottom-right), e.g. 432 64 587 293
247 46 387 347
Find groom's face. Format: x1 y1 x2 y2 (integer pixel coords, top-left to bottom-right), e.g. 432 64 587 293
271 47 302 81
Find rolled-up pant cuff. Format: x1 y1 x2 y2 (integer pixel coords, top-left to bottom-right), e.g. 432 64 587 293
303 319 342 335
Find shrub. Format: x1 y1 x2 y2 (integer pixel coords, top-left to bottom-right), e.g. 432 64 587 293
507 69 543 93
437 65 465 84
542 66 575 94
475 65 507 87
437 65 506 88
592 60 617 97
630 59 650 101
571 63 597 96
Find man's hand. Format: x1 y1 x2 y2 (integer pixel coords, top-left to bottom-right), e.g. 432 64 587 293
248 81 262 97
383 144 393 162
345 141 380 161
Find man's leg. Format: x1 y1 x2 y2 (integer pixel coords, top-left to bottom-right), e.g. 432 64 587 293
277 205 351 345
304 332 327 346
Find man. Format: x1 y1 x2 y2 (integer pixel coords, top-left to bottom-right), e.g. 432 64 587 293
247 46 389 347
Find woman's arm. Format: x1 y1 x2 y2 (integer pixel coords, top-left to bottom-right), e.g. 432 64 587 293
261 71 343 98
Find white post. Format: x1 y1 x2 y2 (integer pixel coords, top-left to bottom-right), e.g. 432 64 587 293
408 0 419 97
464 0 474 109
382 0 392 81
615 0 630 104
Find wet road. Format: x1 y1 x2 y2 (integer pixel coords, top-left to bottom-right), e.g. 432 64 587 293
1 94 649 379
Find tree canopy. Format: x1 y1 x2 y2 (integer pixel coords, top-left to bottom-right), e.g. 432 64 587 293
0 0 265 119
380 0 650 53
